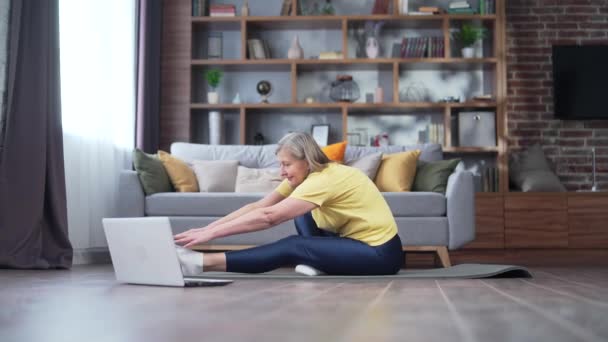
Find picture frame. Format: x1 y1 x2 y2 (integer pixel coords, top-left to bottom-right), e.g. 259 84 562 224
311 124 330 147
207 32 223 59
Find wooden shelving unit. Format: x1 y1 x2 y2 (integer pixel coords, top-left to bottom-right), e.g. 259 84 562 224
183 0 507 192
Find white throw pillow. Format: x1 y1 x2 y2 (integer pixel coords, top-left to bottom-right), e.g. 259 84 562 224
346 152 383 180
235 166 282 193
191 160 239 192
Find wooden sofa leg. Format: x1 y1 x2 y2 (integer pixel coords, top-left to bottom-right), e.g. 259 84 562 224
436 246 451 268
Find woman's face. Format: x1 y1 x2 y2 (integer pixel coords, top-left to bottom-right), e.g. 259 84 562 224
277 149 310 188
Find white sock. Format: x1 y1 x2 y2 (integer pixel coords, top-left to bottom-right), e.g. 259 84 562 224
295 264 325 276
175 245 204 276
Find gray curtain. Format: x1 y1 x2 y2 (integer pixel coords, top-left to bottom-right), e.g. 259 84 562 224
0 0 72 268
135 0 162 154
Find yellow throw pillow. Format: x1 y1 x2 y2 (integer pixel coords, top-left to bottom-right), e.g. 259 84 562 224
374 150 421 192
158 150 199 192
322 141 347 162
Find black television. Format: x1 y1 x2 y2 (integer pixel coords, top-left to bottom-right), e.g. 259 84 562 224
552 45 608 120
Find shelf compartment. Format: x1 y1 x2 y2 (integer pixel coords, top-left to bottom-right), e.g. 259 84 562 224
449 19 496 59
246 27 343 60
245 107 343 145
191 109 241 145
296 63 393 104
398 62 496 103
191 66 292 104
441 151 499 192
192 22 242 60
246 17 343 30
347 108 445 146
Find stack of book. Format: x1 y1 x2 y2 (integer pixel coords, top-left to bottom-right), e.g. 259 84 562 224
418 6 445 14
447 1 475 14
210 4 236 17
428 123 444 144
319 51 343 60
247 39 271 59
400 37 444 58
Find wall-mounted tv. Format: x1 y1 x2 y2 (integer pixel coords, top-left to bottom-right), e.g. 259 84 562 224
552 45 608 120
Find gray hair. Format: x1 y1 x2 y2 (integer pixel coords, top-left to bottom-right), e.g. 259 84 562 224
276 132 331 172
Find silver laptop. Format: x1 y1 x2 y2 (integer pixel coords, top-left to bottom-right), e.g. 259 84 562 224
102 217 233 287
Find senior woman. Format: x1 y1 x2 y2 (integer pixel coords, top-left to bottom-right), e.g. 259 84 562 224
174 132 404 276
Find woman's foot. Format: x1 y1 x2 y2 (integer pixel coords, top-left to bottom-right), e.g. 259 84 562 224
295 264 325 276
175 245 204 276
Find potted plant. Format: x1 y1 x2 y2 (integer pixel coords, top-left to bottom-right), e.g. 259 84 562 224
453 23 487 58
205 68 223 104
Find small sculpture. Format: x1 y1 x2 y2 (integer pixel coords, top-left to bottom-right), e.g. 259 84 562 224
232 92 241 104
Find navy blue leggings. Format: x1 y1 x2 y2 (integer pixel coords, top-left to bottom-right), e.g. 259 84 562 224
225 212 404 275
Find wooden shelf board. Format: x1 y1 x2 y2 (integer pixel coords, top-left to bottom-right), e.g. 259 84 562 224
192 58 498 66
444 146 499 153
190 14 497 23
191 102 498 110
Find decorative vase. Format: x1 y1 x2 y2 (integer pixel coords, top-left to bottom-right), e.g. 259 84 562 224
365 36 380 58
329 75 360 103
241 0 249 16
207 90 219 104
461 47 474 58
374 87 384 103
209 111 224 145
287 35 304 59
473 39 483 58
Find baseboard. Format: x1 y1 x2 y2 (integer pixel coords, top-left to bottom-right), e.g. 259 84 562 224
73 247 112 265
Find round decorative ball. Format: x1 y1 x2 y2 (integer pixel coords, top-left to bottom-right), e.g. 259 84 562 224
256 80 272 96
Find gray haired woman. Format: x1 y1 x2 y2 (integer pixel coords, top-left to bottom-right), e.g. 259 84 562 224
174 132 404 276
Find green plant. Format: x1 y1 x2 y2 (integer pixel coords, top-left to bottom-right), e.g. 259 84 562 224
453 23 487 47
205 69 223 89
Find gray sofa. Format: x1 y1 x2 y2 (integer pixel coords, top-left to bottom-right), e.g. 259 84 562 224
117 142 475 265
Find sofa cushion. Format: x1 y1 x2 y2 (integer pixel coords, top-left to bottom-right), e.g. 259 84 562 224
412 158 461 193
146 191 445 217
383 192 446 216
132 149 173 195
346 152 383 179
158 150 199 192
344 143 442 164
171 143 279 168
192 160 239 192
321 141 347 162
374 150 421 192
235 166 282 193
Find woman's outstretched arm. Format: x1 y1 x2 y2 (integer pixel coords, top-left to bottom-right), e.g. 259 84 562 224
175 197 317 247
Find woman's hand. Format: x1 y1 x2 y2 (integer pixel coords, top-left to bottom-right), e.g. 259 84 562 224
174 227 215 248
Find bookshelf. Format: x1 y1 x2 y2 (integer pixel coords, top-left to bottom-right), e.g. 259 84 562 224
162 0 507 192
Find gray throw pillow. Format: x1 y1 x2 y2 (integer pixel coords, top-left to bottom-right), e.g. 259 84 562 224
132 149 173 195
235 166 282 193
191 160 239 192
509 144 565 192
346 152 383 180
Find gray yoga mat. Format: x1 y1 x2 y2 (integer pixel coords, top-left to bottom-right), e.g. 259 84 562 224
197 264 533 280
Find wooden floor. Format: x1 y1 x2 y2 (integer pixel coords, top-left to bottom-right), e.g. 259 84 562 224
1 265 608 342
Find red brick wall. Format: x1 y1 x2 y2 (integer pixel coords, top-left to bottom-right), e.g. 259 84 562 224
506 0 608 191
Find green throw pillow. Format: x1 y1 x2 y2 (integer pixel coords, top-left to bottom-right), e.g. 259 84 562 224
412 159 461 193
132 148 173 195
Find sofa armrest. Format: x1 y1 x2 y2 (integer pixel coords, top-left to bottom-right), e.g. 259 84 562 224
445 170 475 250
117 170 145 217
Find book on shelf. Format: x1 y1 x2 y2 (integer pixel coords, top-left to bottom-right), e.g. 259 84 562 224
449 1 471 9
418 6 445 14
408 11 435 16
280 0 292 16
428 123 444 144
247 39 271 59
319 51 343 59
400 36 444 58
210 4 236 17
192 0 207 16
447 7 476 14
372 0 391 14
482 166 499 192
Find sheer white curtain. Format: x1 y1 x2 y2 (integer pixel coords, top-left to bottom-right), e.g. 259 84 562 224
60 0 137 250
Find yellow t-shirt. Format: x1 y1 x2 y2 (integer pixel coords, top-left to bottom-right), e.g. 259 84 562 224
275 163 398 246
